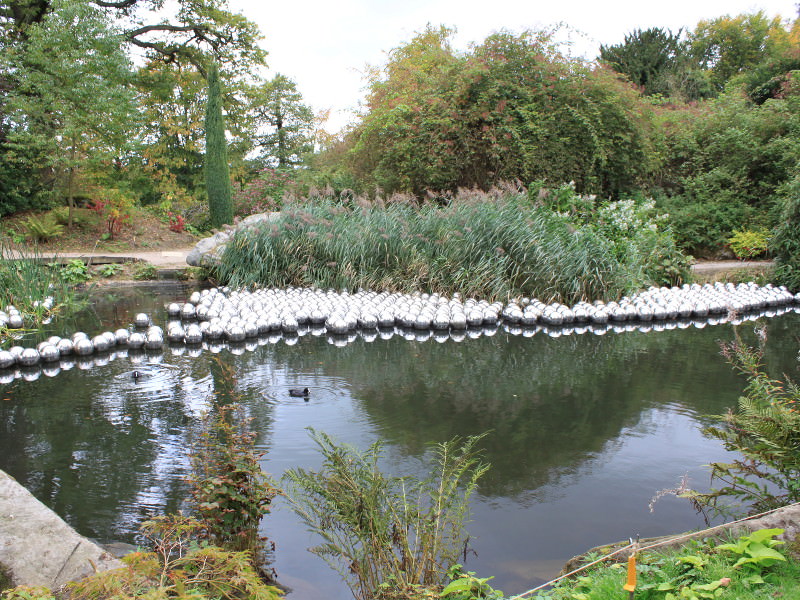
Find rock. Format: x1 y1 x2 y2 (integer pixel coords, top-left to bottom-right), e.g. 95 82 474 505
0 469 122 589
186 231 230 267
186 212 283 267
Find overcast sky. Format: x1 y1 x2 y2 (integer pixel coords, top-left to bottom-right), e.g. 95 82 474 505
228 0 799 132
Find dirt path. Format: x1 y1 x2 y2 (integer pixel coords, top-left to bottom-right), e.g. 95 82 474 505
691 260 773 275
3 248 195 269
4 249 775 278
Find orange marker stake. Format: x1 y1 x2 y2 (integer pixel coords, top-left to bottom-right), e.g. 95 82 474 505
623 553 637 597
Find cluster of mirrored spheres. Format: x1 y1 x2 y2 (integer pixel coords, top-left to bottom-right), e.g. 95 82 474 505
1 281 798 381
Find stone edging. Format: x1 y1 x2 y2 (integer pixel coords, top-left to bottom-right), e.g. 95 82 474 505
0 469 122 590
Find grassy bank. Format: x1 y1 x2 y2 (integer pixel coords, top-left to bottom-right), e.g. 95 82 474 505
215 188 689 304
499 527 800 600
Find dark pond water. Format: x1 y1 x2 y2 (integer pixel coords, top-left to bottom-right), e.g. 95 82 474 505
1 284 799 599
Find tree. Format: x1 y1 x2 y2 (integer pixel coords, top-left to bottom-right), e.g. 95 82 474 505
600 28 685 95
0 0 265 73
0 0 266 217
3 0 137 221
689 11 791 93
248 74 314 169
347 25 464 195
205 60 233 228
342 26 654 197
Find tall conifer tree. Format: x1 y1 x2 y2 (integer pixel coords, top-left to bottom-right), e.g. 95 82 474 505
205 60 233 228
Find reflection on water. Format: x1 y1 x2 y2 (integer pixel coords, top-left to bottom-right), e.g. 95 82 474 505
0 285 798 598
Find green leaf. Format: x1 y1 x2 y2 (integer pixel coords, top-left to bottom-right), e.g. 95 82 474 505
744 528 784 545
441 578 474 595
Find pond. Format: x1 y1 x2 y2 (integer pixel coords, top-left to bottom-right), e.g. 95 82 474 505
1 283 799 599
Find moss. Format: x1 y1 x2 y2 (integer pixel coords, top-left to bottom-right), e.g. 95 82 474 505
0 565 12 592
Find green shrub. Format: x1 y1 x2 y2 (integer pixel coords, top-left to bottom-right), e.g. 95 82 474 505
233 168 293 217
655 193 754 256
534 529 796 600
0 515 284 600
132 262 157 280
51 206 101 229
727 228 770 259
283 430 489 600
23 215 63 243
98 263 123 278
60 259 90 284
190 404 278 555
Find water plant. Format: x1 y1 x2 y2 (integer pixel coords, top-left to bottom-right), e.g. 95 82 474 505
683 333 800 517
215 188 688 304
283 430 489 600
189 404 279 556
0 242 82 347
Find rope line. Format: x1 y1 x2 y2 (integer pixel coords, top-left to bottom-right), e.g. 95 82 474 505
507 543 635 599
508 501 800 599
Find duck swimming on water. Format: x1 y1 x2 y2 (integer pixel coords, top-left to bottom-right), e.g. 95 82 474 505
289 387 310 397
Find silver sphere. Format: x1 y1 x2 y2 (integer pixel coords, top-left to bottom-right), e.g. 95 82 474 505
226 325 246 342
19 348 40 366
91 335 110 352
206 322 224 340
0 350 15 369
145 332 164 350
127 332 146 348
56 338 74 355
39 344 60 362
74 338 95 356
184 324 203 344
167 325 185 342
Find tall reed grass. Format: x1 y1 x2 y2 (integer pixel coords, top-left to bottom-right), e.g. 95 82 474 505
0 240 83 345
215 189 678 303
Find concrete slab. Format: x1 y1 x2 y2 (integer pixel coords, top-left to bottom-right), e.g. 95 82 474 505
0 470 122 590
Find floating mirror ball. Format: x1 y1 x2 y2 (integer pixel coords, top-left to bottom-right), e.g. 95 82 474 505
1 283 798 381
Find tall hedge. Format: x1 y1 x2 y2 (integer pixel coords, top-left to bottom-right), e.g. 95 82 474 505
205 61 233 228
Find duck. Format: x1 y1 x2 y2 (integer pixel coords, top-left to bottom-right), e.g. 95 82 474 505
289 387 310 397
132 370 142 381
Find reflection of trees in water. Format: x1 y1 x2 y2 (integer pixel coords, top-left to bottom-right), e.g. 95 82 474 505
255 323 781 497
0 349 278 543
0 366 195 541
1 307 797 541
